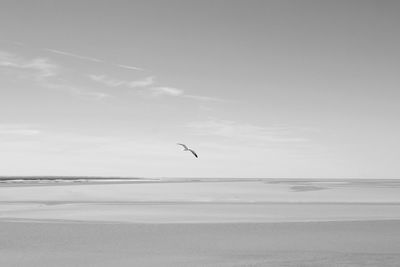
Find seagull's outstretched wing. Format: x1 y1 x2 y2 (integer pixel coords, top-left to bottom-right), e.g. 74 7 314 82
189 149 198 158
177 143 188 150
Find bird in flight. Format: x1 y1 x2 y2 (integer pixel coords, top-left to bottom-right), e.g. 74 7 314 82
177 143 198 158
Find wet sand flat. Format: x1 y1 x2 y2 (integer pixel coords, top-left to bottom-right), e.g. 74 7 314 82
2 202 400 223
1 179 400 203
1 220 400 267
1 179 400 266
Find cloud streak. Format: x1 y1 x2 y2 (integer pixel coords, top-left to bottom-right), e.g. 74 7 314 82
88 74 155 88
45 48 103 63
151 87 184 96
116 64 144 71
88 73 225 102
88 75 186 97
48 83 110 99
1 44 225 103
128 76 155 88
88 74 125 87
45 48 144 71
0 51 58 81
183 94 228 102
0 50 109 99
0 124 41 136
3 43 225 103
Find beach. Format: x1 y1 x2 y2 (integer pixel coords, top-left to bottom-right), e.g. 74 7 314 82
2 1 400 265
1 220 400 267
1 178 400 266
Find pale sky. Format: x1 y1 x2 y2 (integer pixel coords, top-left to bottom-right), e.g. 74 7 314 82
0 0 399 178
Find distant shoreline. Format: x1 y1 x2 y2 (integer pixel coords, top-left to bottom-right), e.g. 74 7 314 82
1 176 400 183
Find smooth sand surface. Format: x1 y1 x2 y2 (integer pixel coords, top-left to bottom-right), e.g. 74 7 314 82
1 179 400 266
1 179 400 223
1 179 400 203
1 220 400 267
2 203 400 223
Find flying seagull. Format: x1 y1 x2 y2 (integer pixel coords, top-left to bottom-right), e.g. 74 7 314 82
177 143 198 158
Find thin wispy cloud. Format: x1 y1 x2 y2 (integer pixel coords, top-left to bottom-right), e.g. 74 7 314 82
0 124 41 136
3 43 223 103
1 50 224 102
151 87 184 96
1 44 222 103
45 48 144 71
88 74 155 88
88 74 183 97
88 74 125 87
116 64 144 71
75 91 110 99
186 119 309 143
0 50 57 81
128 76 155 88
0 50 109 99
184 94 227 102
24 58 58 81
88 72 225 102
45 48 103 63
49 83 111 99
165 91 226 103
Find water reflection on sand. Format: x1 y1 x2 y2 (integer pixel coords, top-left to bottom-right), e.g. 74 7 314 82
1 178 400 223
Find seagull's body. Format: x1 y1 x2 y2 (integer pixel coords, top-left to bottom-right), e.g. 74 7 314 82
177 143 198 158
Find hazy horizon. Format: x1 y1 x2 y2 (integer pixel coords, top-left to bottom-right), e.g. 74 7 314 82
0 176 399 180
1 0 400 178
